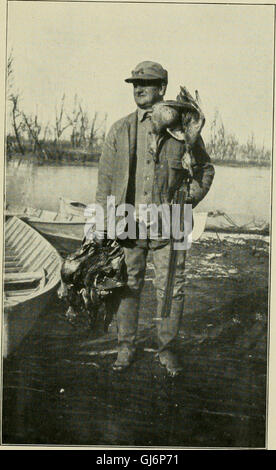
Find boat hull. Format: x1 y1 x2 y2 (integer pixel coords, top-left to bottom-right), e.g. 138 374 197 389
4 216 62 357
3 283 58 358
59 198 270 236
28 220 84 253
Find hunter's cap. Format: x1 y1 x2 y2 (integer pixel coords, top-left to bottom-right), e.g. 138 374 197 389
125 61 168 84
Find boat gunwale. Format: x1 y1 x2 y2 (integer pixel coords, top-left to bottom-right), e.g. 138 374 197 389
27 219 85 226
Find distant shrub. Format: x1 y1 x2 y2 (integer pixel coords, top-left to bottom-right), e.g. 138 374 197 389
206 111 271 166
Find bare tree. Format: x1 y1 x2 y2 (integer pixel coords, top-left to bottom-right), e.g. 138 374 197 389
78 104 89 148
67 94 81 148
6 54 108 163
7 50 14 96
54 94 71 142
7 49 16 108
21 112 45 156
89 111 98 152
42 121 51 142
89 112 107 154
52 94 72 161
6 50 22 157
9 94 25 155
67 96 91 149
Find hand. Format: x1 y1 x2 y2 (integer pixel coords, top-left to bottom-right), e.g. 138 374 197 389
168 168 186 202
82 230 105 246
92 230 106 246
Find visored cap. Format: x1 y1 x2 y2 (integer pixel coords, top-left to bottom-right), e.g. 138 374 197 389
125 61 168 84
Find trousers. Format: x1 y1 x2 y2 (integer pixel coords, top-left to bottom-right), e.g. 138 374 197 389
116 239 186 352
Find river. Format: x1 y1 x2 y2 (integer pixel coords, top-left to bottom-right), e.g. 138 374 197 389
5 161 271 220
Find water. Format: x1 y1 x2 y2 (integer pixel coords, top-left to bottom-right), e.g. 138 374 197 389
6 161 271 220
198 165 271 220
5 161 99 211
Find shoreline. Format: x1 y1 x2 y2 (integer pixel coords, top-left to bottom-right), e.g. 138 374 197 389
6 155 271 169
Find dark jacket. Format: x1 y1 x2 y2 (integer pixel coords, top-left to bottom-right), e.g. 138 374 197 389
96 110 215 224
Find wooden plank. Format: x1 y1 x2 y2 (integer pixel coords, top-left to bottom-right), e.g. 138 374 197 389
5 270 44 284
5 262 23 270
36 256 59 280
5 223 19 240
5 216 18 233
5 259 22 265
5 288 38 298
15 232 37 252
7 227 33 252
31 249 53 272
5 255 18 261
5 259 20 266
20 242 48 269
5 267 25 273
5 217 28 241
16 237 41 266
26 244 47 266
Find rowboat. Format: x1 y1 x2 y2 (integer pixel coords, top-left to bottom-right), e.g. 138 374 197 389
58 197 208 241
60 197 269 233
6 203 86 253
5 199 269 255
5 201 206 251
4 216 62 357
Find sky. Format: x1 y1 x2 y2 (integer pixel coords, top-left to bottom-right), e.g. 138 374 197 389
6 1 275 148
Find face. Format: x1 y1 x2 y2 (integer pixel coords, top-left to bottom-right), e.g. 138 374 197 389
132 80 166 109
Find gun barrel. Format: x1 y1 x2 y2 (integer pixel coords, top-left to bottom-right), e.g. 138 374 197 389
161 183 189 318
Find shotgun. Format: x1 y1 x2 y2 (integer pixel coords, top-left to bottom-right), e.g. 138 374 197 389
161 170 191 318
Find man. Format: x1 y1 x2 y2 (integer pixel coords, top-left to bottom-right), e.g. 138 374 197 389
96 61 214 376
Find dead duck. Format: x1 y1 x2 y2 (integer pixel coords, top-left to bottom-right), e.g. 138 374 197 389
150 87 205 180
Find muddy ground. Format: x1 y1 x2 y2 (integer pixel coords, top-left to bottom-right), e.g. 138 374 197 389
2 233 269 447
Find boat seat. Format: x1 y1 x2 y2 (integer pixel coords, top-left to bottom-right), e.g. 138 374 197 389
5 261 23 268
5 288 38 298
5 267 25 273
5 255 19 261
4 270 46 288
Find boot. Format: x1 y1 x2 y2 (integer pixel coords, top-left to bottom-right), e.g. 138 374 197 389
103 290 121 332
113 288 140 371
